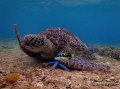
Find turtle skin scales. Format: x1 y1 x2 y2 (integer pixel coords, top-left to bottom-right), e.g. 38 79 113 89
14 24 110 71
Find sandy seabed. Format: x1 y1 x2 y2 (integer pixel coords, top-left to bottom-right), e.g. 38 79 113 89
0 38 120 89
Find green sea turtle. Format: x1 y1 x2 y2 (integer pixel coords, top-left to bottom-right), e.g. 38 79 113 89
14 24 110 71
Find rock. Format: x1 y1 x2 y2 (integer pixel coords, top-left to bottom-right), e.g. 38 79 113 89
105 79 110 82
110 77 115 81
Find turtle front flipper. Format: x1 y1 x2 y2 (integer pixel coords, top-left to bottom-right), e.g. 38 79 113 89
56 56 110 71
14 24 23 47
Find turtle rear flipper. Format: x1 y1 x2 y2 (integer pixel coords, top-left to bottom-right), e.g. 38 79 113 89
14 24 23 47
56 56 110 71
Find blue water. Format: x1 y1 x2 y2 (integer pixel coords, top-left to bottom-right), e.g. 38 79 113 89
0 0 120 45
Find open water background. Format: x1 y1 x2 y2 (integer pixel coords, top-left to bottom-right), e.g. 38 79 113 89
0 0 120 45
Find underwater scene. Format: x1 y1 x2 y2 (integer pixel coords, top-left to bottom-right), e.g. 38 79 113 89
0 0 120 89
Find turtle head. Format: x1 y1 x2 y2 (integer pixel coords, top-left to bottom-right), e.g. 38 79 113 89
21 34 48 52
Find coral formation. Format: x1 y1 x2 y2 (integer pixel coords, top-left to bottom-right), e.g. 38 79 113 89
111 50 120 60
98 47 112 57
97 46 120 60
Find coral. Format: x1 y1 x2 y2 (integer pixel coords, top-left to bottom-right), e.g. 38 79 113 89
98 47 112 57
111 50 120 60
2 73 20 84
97 46 120 60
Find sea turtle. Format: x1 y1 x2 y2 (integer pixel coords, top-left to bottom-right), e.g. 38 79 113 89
14 24 110 71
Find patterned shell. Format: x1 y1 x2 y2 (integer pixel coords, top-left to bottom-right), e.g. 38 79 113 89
39 27 88 55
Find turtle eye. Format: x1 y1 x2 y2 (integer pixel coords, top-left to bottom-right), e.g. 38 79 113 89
25 41 30 46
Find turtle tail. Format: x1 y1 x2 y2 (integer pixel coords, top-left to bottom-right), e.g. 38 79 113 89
14 24 22 47
57 56 110 71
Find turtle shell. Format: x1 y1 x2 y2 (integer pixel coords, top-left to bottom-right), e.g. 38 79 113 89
39 27 88 55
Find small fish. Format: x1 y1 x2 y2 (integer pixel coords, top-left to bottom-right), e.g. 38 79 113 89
55 53 74 60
